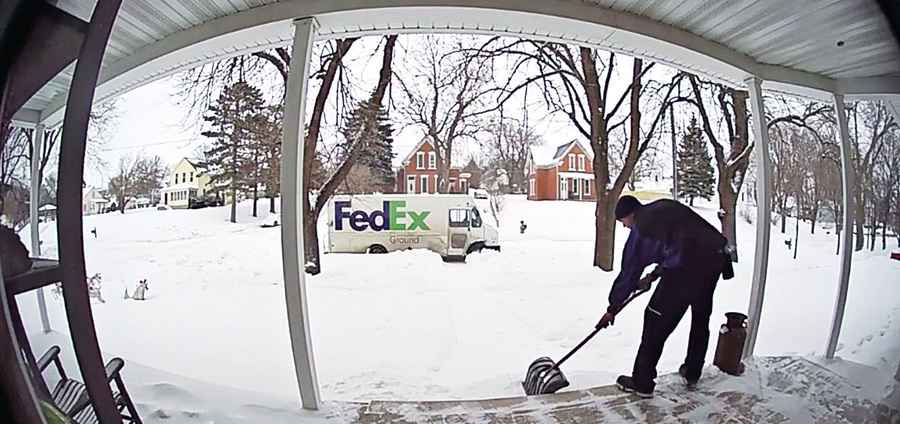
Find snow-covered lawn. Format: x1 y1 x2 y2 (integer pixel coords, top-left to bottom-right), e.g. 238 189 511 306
16 196 900 409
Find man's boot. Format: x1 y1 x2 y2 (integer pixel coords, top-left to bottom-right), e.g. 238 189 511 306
679 364 699 388
616 375 653 398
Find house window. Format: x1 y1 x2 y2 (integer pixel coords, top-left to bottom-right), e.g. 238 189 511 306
421 175 429 193
428 152 436 169
568 154 575 170
416 152 425 169
572 178 579 195
175 174 179 184
578 154 585 171
190 172 194 182
584 179 591 196
529 178 535 196
407 175 416 193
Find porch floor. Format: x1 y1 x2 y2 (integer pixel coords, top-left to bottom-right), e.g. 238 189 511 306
354 356 899 423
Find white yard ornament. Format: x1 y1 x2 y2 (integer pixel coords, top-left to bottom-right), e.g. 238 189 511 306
132 279 149 300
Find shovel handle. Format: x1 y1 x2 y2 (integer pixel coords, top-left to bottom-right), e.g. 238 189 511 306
552 288 650 370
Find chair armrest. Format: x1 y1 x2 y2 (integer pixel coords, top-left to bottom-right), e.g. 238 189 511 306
36 345 61 373
104 357 125 383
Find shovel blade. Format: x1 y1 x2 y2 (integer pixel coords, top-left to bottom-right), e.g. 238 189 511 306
523 356 570 395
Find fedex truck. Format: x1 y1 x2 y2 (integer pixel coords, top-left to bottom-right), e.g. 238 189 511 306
326 194 500 261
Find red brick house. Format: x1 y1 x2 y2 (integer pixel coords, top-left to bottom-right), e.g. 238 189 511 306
394 138 479 194
526 139 595 201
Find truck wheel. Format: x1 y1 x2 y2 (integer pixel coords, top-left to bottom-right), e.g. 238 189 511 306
368 244 388 254
466 242 485 254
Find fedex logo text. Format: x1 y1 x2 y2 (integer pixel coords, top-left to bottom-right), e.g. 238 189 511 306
334 201 431 231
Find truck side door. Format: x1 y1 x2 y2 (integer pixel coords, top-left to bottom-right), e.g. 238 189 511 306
446 208 470 258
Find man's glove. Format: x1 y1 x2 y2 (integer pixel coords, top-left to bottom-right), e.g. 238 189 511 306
637 267 662 291
596 311 616 329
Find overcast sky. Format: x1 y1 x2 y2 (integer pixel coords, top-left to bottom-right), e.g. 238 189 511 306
86 35 683 188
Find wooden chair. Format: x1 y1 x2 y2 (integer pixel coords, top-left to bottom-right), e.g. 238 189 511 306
37 345 142 424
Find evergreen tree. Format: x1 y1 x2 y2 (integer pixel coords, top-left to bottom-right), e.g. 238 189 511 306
200 81 265 223
677 115 715 206
338 99 395 192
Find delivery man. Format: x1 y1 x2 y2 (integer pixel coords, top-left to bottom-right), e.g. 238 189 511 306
597 195 734 397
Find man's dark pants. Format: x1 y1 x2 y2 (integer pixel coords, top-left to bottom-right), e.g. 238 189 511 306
631 256 722 392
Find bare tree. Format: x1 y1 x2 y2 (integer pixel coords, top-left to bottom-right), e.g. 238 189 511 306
395 36 497 193
107 155 166 213
0 125 29 227
483 37 677 269
481 116 543 192
848 101 897 251
670 75 753 261
304 36 398 274
871 128 900 250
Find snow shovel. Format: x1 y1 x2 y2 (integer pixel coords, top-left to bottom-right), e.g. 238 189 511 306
522 287 650 396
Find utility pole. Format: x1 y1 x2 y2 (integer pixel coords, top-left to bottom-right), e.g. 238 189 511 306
670 103 678 200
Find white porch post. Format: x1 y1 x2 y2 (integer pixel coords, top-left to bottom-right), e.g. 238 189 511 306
826 94 855 359
280 17 320 410
30 124 51 333
743 76 772 358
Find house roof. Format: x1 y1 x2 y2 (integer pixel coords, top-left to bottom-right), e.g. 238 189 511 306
530 139 594 168
462 159 482 173
401 137 435 165
552 139 593 161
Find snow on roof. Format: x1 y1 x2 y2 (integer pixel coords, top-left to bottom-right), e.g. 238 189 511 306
39 204 57 211
529 139 594 168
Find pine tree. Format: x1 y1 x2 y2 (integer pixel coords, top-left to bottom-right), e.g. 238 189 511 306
677 115 715 206
200 81 265 223
338 99 395 192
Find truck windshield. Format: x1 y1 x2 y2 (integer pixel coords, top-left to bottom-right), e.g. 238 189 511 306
470 207 482 228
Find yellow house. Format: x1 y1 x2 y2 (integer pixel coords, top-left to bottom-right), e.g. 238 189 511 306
161 158 214 208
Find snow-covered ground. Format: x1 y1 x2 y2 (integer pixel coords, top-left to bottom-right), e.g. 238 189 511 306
15 195 900 419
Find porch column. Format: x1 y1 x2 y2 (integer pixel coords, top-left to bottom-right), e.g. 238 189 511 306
57 0 124 421
826 94 855 359
280 17 320 410
29 123 51 333
743 76 772 358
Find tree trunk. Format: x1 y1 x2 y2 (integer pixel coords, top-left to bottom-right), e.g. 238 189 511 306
689 196 695 206
836 225 841 255
793 203 800 259
719 191 739 262
810 198 818 234
252 184 258 217
873 203 880 250
593 193 616 271
780 204 787 234
854 190 865 251
304 209 320 274
270 195 276 214
882 201 889 250
229 187 237 223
